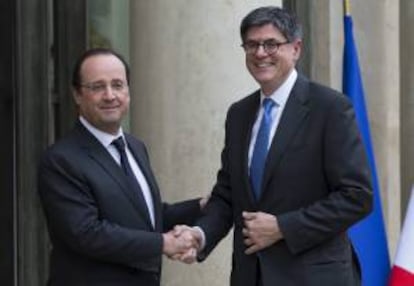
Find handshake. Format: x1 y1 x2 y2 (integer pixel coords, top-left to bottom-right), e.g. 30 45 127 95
162 225 203 264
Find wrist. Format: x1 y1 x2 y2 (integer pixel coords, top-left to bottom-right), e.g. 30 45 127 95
162 233 173 256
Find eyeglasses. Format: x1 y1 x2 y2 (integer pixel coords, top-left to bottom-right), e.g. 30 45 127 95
241 39 289 55
80 80 128 94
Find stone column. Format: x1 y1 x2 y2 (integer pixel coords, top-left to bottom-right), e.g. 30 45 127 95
310 0 401 257
130 1 281 285
308 0 343 89
350 0 400 257
400 0 414 223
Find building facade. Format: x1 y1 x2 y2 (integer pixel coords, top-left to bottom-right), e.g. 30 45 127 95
0 0 411 285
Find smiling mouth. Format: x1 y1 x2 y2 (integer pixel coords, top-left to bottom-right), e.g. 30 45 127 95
100 106 120 110
255 63 273 68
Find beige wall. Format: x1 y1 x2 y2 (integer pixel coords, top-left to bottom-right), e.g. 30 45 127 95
130 1 281 285
401 0 414 224
345 0 401 257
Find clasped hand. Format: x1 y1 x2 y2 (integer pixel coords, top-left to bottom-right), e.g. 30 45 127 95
162 211 282 263
162 225 202 264
242 211 283 254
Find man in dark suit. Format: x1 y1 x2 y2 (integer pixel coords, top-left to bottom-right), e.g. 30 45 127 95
175 6 373 286
38 48 203 286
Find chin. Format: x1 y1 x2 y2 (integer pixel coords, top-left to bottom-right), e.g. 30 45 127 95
256 78 275 87
252 72 274 82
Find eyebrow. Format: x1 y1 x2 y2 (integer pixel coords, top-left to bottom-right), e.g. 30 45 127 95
84 79 125 84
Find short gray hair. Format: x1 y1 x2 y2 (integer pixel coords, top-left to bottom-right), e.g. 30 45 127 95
240 6 302 43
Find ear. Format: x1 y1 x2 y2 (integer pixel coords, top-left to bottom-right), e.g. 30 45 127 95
292 39 302 61
72 88 82 105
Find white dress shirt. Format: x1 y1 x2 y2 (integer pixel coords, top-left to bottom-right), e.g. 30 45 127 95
248 69 298 169
79 116 155 226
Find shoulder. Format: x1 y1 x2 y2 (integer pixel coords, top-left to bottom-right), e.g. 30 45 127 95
124 133 150 158
227 89 259 115
39 128 84 167
38 120 103 170
310 81 344 100
232 89 259 107
296 76 352 110
124 133 146 149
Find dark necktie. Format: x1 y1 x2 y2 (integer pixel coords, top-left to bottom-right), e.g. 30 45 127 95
250 98 275 200
112 137 151 221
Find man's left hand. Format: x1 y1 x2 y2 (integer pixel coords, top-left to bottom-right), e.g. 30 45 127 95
242 211 283 255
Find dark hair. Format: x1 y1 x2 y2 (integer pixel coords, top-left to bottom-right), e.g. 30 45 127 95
71 48 130 90
240 6 302 43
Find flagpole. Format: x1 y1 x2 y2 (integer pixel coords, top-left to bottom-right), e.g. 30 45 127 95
344 0 350 16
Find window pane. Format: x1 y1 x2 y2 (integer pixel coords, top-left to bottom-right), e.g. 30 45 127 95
87 0 130 61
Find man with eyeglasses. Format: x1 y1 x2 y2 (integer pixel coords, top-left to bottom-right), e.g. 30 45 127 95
174 6 372 286
38 48 205 286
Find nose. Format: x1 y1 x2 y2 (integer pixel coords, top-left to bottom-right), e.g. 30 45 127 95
102 85 116 100
254 44 268 57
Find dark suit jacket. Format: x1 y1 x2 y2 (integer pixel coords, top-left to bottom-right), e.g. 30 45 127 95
38 121 201 286
197 75 373 286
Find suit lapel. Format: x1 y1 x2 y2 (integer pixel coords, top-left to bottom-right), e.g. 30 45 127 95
260 77 310 200
125 136 163 231
241 91 262 205
75 123 154 229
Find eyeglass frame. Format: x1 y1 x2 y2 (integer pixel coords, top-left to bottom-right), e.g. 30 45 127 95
79 80 128 94
241 39 290 55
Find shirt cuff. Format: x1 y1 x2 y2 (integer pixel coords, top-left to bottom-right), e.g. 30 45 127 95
192 226 206 251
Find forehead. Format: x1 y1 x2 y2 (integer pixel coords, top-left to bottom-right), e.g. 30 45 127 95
80 54 126 81
245 24 285 41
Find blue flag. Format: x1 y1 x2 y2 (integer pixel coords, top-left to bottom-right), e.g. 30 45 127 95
343 11 390 286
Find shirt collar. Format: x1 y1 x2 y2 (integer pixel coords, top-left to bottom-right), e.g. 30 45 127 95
79 116 124 148
260 68 298 107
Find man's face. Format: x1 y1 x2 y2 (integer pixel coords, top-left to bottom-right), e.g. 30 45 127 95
74 54 130 134
244 24 301 95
